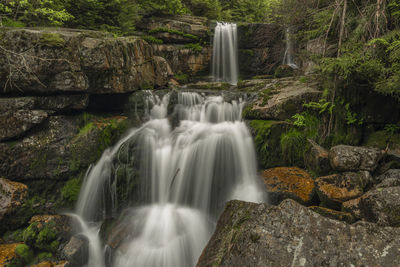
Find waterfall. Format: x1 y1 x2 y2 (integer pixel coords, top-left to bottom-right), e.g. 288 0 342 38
72 91 266 267
212 22 239 85
282 28 298 69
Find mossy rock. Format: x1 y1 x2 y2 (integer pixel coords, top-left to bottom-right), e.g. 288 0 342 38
39 33 65 47
15 244 34 264
247 120 288 169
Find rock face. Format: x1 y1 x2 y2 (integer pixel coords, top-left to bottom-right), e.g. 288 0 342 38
0 178 28 233
197 199 400 267
304 139 330 175
62 235 88 266
237 24 284 76
0 28 170 95
261 167 315 205
329 145 383 172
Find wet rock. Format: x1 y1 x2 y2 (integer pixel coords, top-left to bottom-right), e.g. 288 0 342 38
375 169 400 188
315 171 372 209
309 206 355 223
32 261 69 267
329 145 383 172
304 139 330 175
0 110 48 141
62 235 89 267
0 243 20 265
261 167 315 205
0 29 169 95
359 186 400 227
197 199 400 267
0 178 28 233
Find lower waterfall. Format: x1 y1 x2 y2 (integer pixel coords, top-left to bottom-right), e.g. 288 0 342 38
72 91 266 267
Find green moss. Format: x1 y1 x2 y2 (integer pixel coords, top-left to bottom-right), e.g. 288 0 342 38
37 252 53 261
149 27 199 40
23 221 59 252
15 244 33 264
61 177 81 204
364 130 400 150
280 128 306 167
3 229 24 242
183 43 203 53
174 73 189 83
39 33 65 47
78 122 95 137
142 35 163 44
248 120 287 168
274 65 294 78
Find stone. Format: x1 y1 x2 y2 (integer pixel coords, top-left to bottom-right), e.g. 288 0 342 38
62 235 88 266
152 44 212 75
375 169 400 188
0 115 128 182
329 145 383 172
24 215 71 252
0 178 28 233
0 110 48 141
359 186 400 227
315 171 372 209
304 139 330 175
342 197 362 219
242 78 322 121
309 206 355 223
261 167 315 205
0 243 20 266
0 29 169 95
197 199 400 267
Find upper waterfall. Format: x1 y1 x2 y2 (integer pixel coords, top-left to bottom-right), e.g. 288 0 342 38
212 22 239 85
282 27 298 69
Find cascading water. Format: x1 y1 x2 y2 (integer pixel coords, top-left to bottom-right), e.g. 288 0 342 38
212 22 239 85
73 91 266 267
282 27 298 69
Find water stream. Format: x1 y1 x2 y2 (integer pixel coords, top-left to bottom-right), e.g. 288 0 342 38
212 22 239 85
73 91 265 267
282 27 298 69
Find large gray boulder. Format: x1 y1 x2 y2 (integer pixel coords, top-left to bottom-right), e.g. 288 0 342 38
197 199 400 267
329 145 383 172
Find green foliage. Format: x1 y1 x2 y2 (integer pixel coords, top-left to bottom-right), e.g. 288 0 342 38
149 27 199 40
142 35 163 44
61 178 81 203
15 244 33 264
280 128 306 166
39 33 65 47
23 221 59 252
184 43 203 53
174 73 189 83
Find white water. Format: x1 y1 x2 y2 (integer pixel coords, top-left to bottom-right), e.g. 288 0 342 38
212 22 239 85
73 91 265 267
282 28 298 69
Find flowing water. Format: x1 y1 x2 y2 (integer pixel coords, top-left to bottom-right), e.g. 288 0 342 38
73 91 266 267
212 22 239 85
282 28 298 69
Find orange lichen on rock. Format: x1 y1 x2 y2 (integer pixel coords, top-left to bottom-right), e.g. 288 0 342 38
261 167 315 204
0 243 21 265
309 206 355 223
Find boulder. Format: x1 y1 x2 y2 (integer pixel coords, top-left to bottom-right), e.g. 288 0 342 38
359 186 400 227
0 178 28 233
342 197 362 219
309 206 355 223
32 261 69 267
375 169 400 188
242 78 322 121
62 235 88 267
197 199 400 267
261 167 315 205
329 145 383 172
304 139 330 175
0 28 169 95
315 171 372 209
